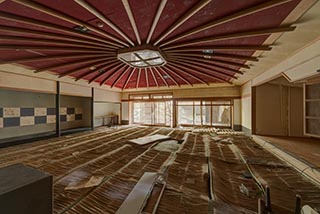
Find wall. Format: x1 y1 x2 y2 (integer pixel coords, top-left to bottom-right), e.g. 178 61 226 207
241 81 252 134
0 70 122 143
254 77 303 136
94 103 120 127
60 95 92 130
93 88 121 127
0 89 56 141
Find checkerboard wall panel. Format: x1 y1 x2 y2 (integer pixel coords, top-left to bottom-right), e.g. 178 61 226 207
0 107 83 128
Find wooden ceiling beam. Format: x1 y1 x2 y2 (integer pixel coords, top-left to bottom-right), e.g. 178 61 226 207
136 69 141 89
167 54 250 69
75 0 134 46
160 0 293 46
154 0 211 45
152 67 169 88
75 59 119 81
88 61 123 84
146 0 167 44
163 45 272 52
166 62 209 85
163 26 296 49
164 65 192 86
157 66 180 87
169 61 230 83
122 0 141 45
169 57 237 79
166 52 258 62
168 55 243 74
59 58 116 78
35 57 108 73
0 53 113 65
145 68 149 88
0 45 113 53
0 25 115 50
111 66 132 88
149 67 159 87
12 0 129 47
99 63 127 86
122 67 136 90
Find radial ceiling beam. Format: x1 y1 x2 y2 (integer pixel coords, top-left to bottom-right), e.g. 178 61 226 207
170 58 237 79
163 45 272 52
0 45 112 53
35 57 108 73
75 0 134 46
111 66 132 88
166 62 209 85
164 65 192 86
154 0 211 45
0 26 115 50
160 0 293 46
157 66 180 87
59 58 117 78
122 0 141 45
122 67 136 90
0 53 113 65
88 61 122 84
74 59 119 81
136 69 141 88
169 60 230 83
163 26 296 49
0 12 120 49
149 67 159 87
146 0 167 44
152 67 169 87
145 68 149 88
12 0 129 47
168 55 243 74
166 52 258 62
99 63 128 86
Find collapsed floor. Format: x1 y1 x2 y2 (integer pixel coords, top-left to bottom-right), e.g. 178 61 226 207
0 126 319 214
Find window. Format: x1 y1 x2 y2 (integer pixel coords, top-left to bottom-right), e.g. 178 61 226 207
131 93 173 126
176 100 232 127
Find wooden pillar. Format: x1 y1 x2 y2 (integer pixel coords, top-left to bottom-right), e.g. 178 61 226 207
56 81 60 137
91 87 94 130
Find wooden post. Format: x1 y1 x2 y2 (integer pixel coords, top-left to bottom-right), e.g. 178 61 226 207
91 87 94 130
56 81 60 137
295 195 302 214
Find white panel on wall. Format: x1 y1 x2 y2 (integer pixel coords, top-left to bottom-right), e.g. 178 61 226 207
94 88 121 102
233 99 241 126
122 102 129 121
60 82 92 97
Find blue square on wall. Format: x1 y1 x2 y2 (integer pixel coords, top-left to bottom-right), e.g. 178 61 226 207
47 107 56 115
4 117 20 127
67 108 75 114
20 108 35 116
60 115 67 122
35 116 47 124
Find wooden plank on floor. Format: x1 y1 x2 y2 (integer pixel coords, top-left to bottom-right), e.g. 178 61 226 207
129 134 170 145
116 172 158 214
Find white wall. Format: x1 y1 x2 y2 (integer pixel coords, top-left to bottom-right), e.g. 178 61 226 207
241 81 252 133
94 102 121 127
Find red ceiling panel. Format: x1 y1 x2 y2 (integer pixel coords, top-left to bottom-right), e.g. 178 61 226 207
0 0 302 89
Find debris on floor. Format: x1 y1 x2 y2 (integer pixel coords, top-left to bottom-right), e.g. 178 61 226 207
153 140 180 152
129 134 170 145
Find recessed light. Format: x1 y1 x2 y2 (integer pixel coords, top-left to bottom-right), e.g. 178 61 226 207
90 66 96 70
163 75 169 79
73 25 89 33
202 49 214 54
99 69 104 73
204 55 212 59
96 21 104 28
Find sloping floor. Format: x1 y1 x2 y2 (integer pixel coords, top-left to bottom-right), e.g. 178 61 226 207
259 136 320 168
0 126 319 214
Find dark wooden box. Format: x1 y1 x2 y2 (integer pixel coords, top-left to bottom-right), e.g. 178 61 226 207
0 163 53 214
